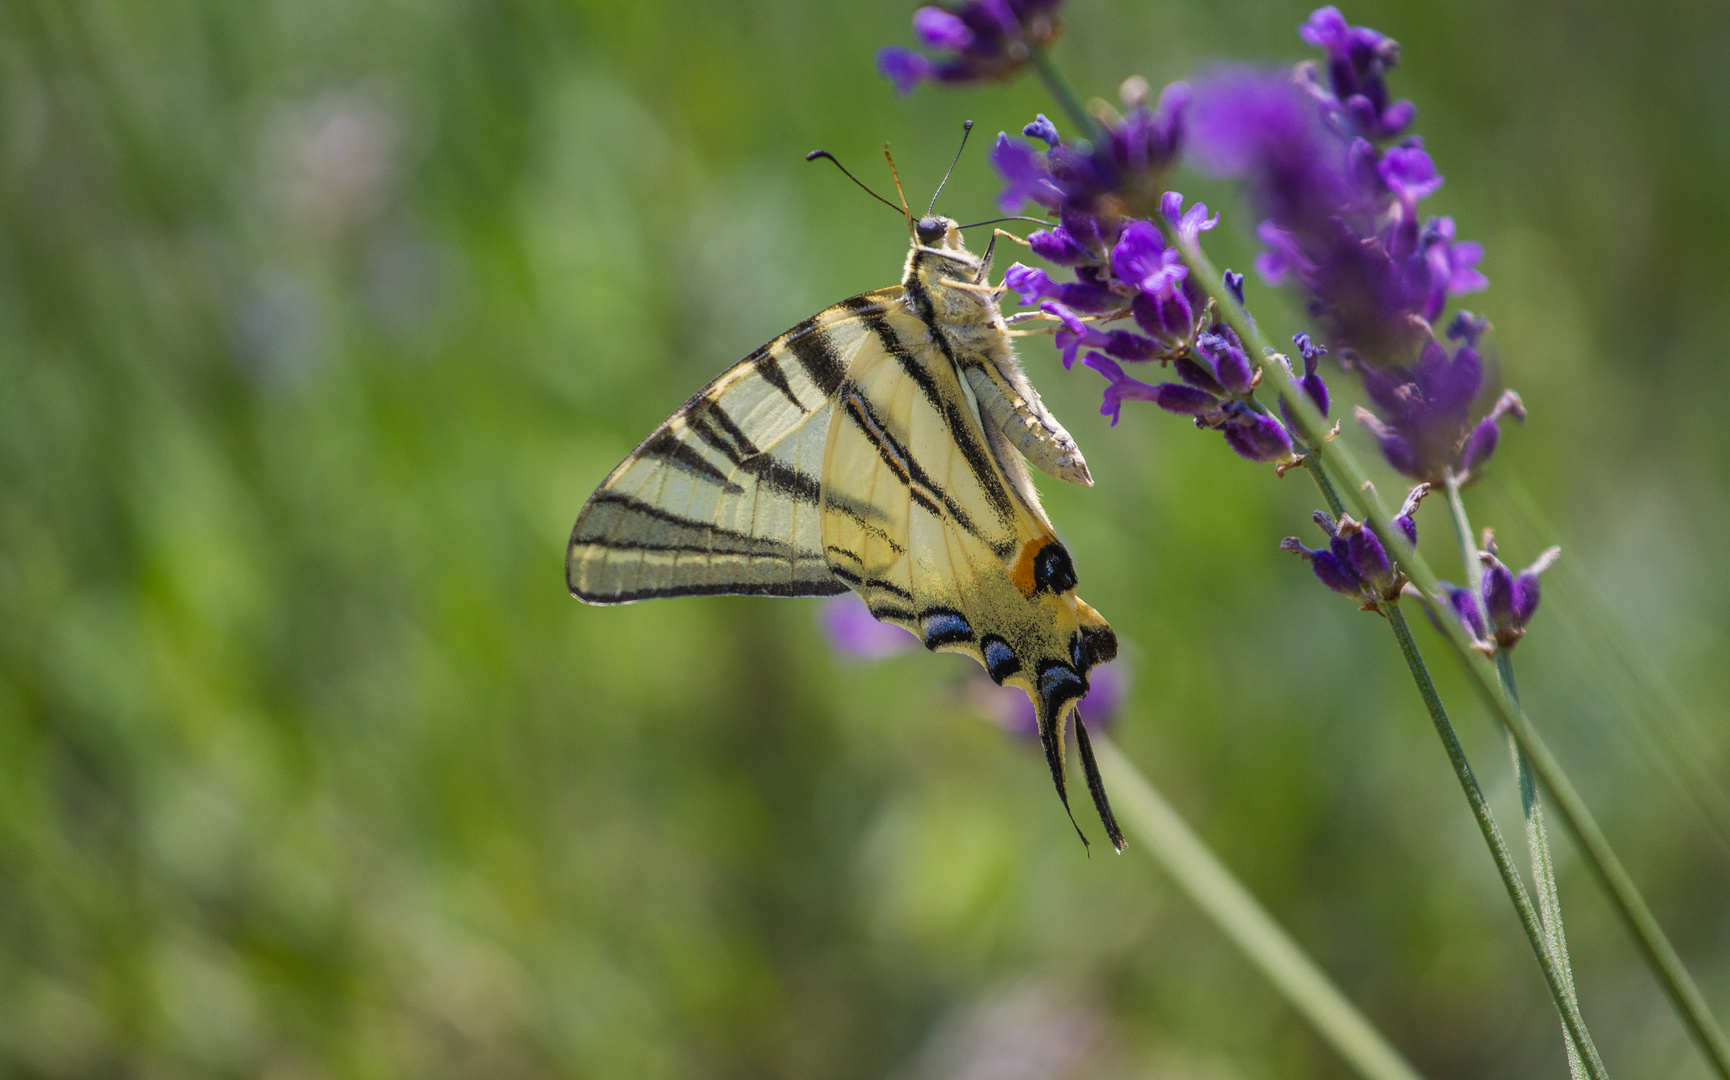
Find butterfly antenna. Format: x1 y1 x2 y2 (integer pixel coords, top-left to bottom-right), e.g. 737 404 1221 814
927 119 974 215
805 150 906 217
957 215 1051 230
883 144 914 234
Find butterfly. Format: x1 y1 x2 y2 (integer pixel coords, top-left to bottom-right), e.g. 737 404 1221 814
567 139 1124 852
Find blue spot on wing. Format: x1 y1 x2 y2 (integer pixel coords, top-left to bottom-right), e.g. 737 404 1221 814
920 608 974 648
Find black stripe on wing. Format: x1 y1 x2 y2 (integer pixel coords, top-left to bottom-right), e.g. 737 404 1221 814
859 310 1016 525
838 387 986 538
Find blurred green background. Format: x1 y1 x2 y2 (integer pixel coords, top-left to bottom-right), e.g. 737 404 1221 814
2 0 1727 1077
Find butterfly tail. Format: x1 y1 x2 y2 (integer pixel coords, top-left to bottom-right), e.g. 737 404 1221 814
1034 691 1090 854
1072 709 1127 852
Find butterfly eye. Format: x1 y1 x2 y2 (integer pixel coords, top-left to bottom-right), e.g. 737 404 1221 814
916 216 947 244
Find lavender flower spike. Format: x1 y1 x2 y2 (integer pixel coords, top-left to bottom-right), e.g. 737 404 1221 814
876 0 1064 96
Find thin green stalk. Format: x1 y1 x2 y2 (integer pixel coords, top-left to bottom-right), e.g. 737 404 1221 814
1499 650 1589 1080
1445 474 1593 1078
1091 735 1424 1080
1311 426 1599 1074
1169 226 1730 1080
1027 46 1100 143
1387 608 1606 1080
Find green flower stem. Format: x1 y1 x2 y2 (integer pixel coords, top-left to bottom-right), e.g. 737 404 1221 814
1170 228 1730 1080
1304 418 1601 1075
1500 650 1591 1079
1091 734 1424 1080
1445 474 1593 1079
1387 607 1607 1080
1027 46 1101 144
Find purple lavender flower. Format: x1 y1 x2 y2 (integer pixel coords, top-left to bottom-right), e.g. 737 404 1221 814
1297 6 1415 142
1080 353 1167 424
1480 543 1560 648
821 593 918 659
989 82 1188 222
877 0 1065 96
1282 501 1421 609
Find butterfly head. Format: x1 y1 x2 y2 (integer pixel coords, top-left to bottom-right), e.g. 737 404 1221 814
915 215 954 247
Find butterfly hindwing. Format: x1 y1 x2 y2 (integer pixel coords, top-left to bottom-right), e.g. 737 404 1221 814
818 304 1123 850
567 288 901 603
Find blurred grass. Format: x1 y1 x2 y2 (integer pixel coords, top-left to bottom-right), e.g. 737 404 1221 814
0 0 1726 1077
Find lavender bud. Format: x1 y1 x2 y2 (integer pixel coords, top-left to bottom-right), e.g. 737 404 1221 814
1460 390 1526 476
1281 536 1363 596
1149 382 1220 415
1223 409 1294 463
1441 583 1488 641
1446 310 1490 347
1224 269 1245 305
1481 557 1517 633
1131 290 1192 341
1173 353 1225 395
1344 523 1394 594
1022 113 1061 148
1198 327 1253 394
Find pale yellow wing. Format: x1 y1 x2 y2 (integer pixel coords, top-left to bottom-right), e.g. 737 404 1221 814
568 289 902 603
818 304 1123 850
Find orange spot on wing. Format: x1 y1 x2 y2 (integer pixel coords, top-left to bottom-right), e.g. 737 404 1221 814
1009 539 1041 596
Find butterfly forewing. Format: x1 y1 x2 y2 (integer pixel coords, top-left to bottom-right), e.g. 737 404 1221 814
567 289 901 602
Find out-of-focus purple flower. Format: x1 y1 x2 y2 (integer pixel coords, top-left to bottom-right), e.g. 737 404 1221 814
877 48 935 96
913 5 975 50
1023 113 1061 147
876 1 1065 96
821 593 917 658
1446 310 1490 347
980 661 1128 740
1190 67 1352 235
1459 390 1525 477
1297 6 1415 141
1480 543 1560 648
1189 14 1486 364
1354 338 1504 482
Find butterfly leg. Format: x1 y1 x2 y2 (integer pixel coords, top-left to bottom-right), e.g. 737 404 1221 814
977 227 1031 283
